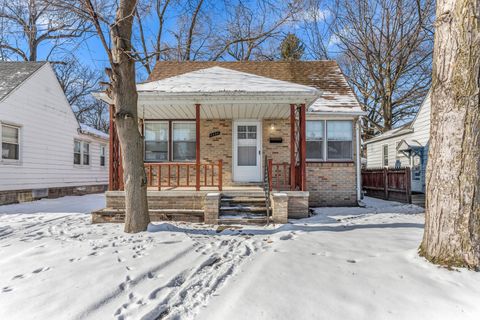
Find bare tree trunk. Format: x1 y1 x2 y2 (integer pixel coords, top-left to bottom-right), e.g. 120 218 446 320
420 0 480 269
81 0 150 233
110 1 150 233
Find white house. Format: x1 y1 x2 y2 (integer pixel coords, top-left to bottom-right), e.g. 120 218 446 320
364 92 431 193
0 62 108 205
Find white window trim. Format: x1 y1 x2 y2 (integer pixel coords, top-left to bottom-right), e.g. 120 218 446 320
83 141 90 166
306 120 325 162
74 139 91 167
172 120 196 162
144 121 169 162
326 120 354 161
100 145 106 167
306 120 354 162
0 121 22 164
382 144 389 167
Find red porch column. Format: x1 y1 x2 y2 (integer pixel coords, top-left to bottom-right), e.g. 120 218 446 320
299 103 307 191
195 104 201 191
290 104 296 190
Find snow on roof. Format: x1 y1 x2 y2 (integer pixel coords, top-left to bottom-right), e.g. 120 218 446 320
137 67 320 95
397 139 422 151
364 122 413 144
308 90 363 114
0 62 47 102
79 123 109 140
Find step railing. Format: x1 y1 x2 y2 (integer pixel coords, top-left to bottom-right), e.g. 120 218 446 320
264 156 271 225
145 160 222 191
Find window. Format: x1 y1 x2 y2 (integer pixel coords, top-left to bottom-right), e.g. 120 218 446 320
1 124 20 160
327 121 353 160
306 121 324 160
144 121 197 162
83 142 90 165
74 140 90 166
306 120 354 161
383 144 389 166
173 122 196 161
100 145 106 166
237 125 257 166
74 140 82 165
144 122 168 162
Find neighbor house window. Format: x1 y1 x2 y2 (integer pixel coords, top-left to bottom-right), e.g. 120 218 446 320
172 122 196 161
100 145 106 166
327 121 353 160
306 120 324 160
383 144 389 166
144 122 168 162
74 140 90 166
1 124 20 160
74 140 82 164
83 142 90 165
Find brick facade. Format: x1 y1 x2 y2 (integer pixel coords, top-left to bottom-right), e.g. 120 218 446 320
306 162 357 206
145 117 359 208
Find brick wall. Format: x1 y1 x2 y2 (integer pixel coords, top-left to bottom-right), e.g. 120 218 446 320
200 119 233 186
307 162 357 206
262 119 291 164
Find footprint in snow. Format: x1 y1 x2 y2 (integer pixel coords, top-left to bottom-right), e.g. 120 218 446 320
12 274 24 280
32 266 50 273
280 233 295 240
346 259 357 263
2 286 13 293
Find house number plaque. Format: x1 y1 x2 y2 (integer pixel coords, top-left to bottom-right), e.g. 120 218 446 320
209 131 221 138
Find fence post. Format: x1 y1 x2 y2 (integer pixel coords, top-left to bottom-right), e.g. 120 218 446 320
383 167 389 200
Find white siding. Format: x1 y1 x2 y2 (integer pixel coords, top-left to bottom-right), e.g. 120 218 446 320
0 64 108 191
365 92 431 168
411 93 431 145
366 133 411 168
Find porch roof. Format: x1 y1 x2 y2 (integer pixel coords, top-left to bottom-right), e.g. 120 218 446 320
137 67 319 96
132 67 320 119
95 67 320 119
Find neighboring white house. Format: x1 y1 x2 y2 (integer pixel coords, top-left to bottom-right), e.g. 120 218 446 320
364 92 431 193
0 62 108 205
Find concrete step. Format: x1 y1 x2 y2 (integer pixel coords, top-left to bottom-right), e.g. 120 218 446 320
220 191 266 198
220 206 267 213
218 216 268 225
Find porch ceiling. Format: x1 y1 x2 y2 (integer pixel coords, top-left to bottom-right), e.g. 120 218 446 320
139 102 292 119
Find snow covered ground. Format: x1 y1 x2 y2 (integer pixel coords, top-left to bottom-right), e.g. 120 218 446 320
0 195 479 320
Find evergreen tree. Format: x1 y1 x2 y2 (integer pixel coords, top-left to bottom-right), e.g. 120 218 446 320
280 33 305 61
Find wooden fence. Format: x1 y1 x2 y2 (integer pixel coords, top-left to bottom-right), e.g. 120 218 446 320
362 167 411 203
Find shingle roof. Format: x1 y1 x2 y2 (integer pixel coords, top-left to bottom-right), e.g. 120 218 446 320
0 62 47 102
147 61 362 113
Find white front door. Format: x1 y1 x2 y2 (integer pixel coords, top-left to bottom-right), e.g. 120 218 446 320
233 121 262 182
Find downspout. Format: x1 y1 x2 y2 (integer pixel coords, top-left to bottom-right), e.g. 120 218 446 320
356 118 362 201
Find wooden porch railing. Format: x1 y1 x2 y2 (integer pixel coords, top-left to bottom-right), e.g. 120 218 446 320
145 160 222 191
267 159 291 191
